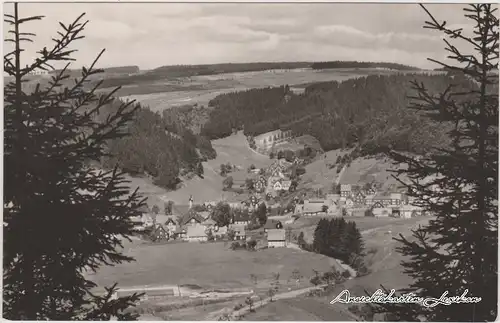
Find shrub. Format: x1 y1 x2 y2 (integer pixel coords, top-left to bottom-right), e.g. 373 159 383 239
230 242 240 250
247 240 257 251
342 270 351 278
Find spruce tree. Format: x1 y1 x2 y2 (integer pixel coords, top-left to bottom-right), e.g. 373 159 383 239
375 4 498 321
3 4 145 319
312 218 329 254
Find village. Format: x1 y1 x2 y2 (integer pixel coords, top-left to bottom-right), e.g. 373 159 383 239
135 154 427 248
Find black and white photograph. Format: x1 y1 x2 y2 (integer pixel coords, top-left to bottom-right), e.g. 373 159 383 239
2 1 498 321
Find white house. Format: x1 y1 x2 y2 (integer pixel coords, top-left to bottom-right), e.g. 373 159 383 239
273 181 283 191
281 180 292 191
228 224 246 240
254 129 294 151
302 200 326 216
372 205 392 217
400 205 424 218
267 229 286 248
186 225 208 242
340 184 352 197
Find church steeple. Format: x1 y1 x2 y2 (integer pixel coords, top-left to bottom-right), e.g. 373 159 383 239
189 195 194 209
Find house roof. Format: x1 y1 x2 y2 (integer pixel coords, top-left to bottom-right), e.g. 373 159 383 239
371 201 386 209
353 190 365 198
187 225 207 238
152 224 167 233
199 211 211 220
229 223 246 234
174 227 186 234
179 209 205 226
202 218 216 226
340 184 352 191
233 211 250 222
303 202 325 214
267 229 286 241
163 215 177 225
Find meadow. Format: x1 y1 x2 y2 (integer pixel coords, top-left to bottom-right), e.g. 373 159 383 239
121 132 271 208
116 68 418 113
88 240 339 291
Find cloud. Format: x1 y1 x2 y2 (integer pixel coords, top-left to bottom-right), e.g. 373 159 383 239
2 3 473 70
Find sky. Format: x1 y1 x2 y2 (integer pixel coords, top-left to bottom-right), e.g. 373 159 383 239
3 2 475 70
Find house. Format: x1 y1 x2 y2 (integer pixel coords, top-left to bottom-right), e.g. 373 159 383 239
254 178 266 193
371 203 392 217
400 205 424 218
365 187 376 196
150 224 169 241
232 212 250 226
344 198 355 208
186 225 208 242
267 229 286 248
229 224 246 240
263 219 283 232
390 193 404 206
340 184 352 197
352 190 366 205
281 180 292 191
371 192 404 207
364 194 376 206
302 200 327 216
163 216 177 233
203 201 217 209
173 227 187 240
199 211 211 220
179 209 205 227
273 181 283 191
254 129 294 151
202 217 216 230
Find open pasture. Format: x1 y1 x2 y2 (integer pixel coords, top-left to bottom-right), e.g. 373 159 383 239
88 240 340 291
118 132 271 207
117 68 418 113
158 132 272 205
120 88 245 113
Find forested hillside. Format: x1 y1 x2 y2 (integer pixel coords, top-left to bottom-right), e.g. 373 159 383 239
100 100 216 189
311 61 420 70
201 73 475 155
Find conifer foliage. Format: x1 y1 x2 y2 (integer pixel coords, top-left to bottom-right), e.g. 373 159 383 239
312 218 364 268
374 4 498 321
3 4 145 319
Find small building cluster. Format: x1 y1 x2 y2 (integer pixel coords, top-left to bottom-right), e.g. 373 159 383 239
135 195 255 243
295 184 425 219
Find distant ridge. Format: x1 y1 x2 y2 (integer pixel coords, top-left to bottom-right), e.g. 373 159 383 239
310 61 420 71
147 60 421 78
51 65 140 75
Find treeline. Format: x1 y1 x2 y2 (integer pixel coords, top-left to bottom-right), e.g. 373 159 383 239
201 85 315 138
311 61 420 70
202 73 475 155
100 99 216 189
148 62 311 78
311 218 366 272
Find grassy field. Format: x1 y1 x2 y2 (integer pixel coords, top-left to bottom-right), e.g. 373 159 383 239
242 216 432 321
242 296 355 321
116 68 415 112
121 132 271 208
300 149 409 195
88 240 340 290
